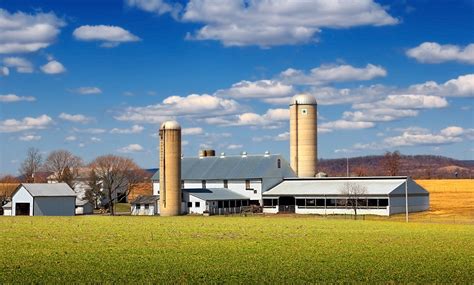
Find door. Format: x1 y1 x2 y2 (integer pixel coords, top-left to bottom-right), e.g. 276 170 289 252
15 203 30 216
278 196 295 213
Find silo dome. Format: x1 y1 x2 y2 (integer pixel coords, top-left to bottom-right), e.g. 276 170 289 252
290 94 317 105
160 120 181 130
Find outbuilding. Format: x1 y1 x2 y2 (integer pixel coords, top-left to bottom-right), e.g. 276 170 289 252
11 183 76 216
131 195 159 215
2 202 12 216
75 199 94 215
262 177 429 216
183 188 251 215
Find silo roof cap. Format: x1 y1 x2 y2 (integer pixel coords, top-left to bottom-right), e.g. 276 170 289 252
291 94 317 105
160 120 181 130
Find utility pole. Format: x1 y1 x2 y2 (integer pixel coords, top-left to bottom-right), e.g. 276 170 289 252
405 178 409 223
346 157 349 177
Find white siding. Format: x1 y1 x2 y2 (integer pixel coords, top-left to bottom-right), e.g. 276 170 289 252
182 192 207 214
153 182 160 195
11 186 34 216
131 202 158 215
295 207 389 216
3 209 12 216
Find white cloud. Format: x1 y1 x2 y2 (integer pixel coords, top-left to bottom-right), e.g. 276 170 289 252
110 125 144 134
280 64 387 85
65 135 77 142
406 42 474 64
440 126 465 137
115 94 241 123
117 143 144 153
343 109 419 122
73 86 102 95
126 0 181 17
182 127 203 135
41 60 66 74
384 129 463 147
59 113 94 124
90 137 101 142
0 66 8 76
19 134 41 141
0 9 65 54
408 74 474 97
0 94 35 103
181 0 397 47
72 128 106 134
209 108 289 128
73 25 140 47
353 95 448 110
227 144 243 150
3 57 33 73
215 80 294 99
0 114 53 133
320 120 374 130
275 131 290 141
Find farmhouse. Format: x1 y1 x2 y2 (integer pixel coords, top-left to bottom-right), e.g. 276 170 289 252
262 177 429 216
10 183 76 216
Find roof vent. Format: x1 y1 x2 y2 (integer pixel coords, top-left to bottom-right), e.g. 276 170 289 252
241 151 247 158
264 151 270 157
220 152 226 158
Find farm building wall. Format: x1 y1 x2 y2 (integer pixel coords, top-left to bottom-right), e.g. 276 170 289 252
11 186 34 216
131 204 157 215
76 203 94 215
183 193 207 214
33 196 75 216
389 195 429 215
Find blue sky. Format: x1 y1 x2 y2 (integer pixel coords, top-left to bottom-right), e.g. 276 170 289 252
0 0 473 175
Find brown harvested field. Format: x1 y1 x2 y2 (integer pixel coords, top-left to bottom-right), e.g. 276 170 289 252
0 183 20 199
407 179 474 223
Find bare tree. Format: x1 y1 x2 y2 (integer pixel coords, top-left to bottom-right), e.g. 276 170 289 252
19 147 43 183
85 169 102 209
383 151 401 176
339 182 368 219
89 155 146 215
43 150 83 188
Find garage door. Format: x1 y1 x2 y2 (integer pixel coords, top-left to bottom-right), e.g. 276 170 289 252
15 203 30 216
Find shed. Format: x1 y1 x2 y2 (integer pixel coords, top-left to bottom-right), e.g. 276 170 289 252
75 199 94 215
131 195 159 216
11 183 76 216
2 202 12 216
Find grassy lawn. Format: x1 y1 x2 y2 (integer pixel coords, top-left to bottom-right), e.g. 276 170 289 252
1 216 473 283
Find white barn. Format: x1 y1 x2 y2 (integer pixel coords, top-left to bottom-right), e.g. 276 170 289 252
10 183 76 216
182 188 250 215
152 153 296 204
262 177 429 216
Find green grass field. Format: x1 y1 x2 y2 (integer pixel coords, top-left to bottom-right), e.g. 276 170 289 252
1 216 472 283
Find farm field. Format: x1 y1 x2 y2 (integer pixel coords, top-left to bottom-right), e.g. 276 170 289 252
1 216 473 283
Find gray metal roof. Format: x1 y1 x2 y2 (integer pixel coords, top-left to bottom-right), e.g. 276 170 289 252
151 154 295 181
184 188 249 201
263 177 427 197
75 199 91 206
21 183 76 197
131 195 160 204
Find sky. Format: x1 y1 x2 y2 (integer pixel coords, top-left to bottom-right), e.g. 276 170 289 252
0 0 473 175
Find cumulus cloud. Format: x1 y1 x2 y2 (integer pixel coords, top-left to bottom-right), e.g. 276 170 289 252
65 135 77 142
117 143 144 153
73 25 140 47
182 127 204 135
408 74 474 97
227 144 243 150
59 113 94 124
0 94 35 103
19 134 41 141
110 125 144 134
353 94 448 110
215 80 294 99
320 120 374 130
181 0 397 47
73 87 102 95
115 94 241 123
72 128 106 134
0 114 53 133
280 64 387 85
126 0 182 17
3 57 33 73
406 42 474 64
343 109 419 122
208 108 289 128
0 9 65 54
41 60 66 74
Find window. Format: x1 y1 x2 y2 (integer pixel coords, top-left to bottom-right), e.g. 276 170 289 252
195 202 200 207
316 199 325 207
223 180 228 188
202 180 206 188
230 200 235 207
136 204 141 210
245 180 251 190
188 202 192 207
218 201 223 208
236 200 241 207
368 199 378 207
306 199 316 207
144 204 149 209
264 199 278 207
301 108 308 115
326 199 336 207
296 199 305 207
378 199 388 207
336 199 347 207
277 159 281 169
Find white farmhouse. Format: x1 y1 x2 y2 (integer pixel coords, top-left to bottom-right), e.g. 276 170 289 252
10 183 76 216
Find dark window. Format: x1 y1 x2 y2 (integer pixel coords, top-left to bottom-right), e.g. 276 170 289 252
263 199 273 207
230 200 235 207
218 201 223 208
188 202 192 207
316 199 325 207
326 199 336 207
368 199 378 207
136 204 141 210
145 204 149 209
195 202 200 207
202 180 206 188
378 199 388 207
223 180 228 188
236 200 241 207
277 159 281 168
224 200 229 208
336 199 347 207
245 180 251 190
296 199 305 207
306 199 316 207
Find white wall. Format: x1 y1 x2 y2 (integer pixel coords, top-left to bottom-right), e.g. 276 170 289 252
3 209 12 216
295 207 389 216
389 195 430 215
131 202 158 215
11 186 33 216
182 193 207 214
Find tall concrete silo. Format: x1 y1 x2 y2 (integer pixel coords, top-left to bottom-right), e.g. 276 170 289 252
159 120 182 216
290 94 318 177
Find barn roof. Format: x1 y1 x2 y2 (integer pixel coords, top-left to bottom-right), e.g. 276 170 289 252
131 195 159 204
184 188 249 201
2 202 11 209
20 183 76 197
263 177 428 197
151 154 295 181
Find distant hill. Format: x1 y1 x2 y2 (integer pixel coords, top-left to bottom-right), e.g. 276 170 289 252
318 155 474 179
